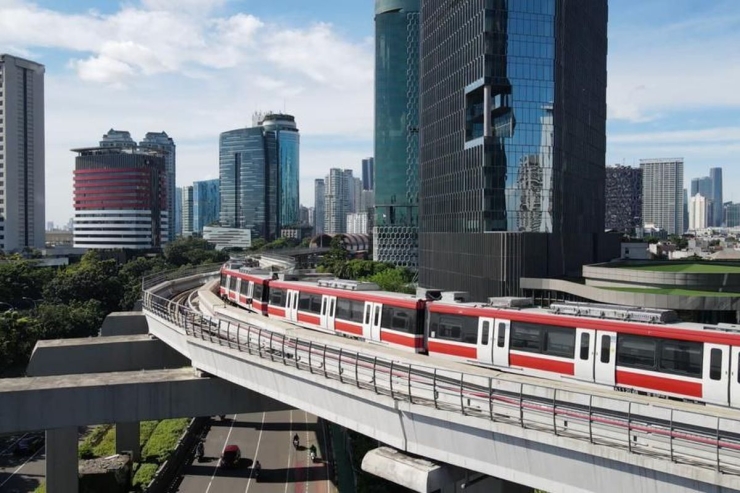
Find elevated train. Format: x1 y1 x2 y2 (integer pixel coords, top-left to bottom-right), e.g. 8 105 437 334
219 263 740 407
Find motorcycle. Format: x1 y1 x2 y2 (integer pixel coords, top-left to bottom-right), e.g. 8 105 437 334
196 442 205 462
254 460 261 478
309 445 317 462
292 434 299 450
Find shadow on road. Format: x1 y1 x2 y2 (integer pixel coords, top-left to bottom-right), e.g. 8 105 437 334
209 421 317 432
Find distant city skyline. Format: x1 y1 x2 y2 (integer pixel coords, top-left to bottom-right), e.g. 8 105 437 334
1 1 739 225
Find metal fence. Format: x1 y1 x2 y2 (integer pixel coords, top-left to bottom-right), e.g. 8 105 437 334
142 269 740 477
141 264 224 291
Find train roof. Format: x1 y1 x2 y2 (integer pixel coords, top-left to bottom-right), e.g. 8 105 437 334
269 278 424 307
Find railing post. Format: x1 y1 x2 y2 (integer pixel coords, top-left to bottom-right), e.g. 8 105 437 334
488 377 493 421
355 351 360 388
323 345 328 379
628 402 632 453
669 408 674 463
588 395 593 444
389 361 395 399
460 372 465 416
269 332 275 362
282 334 287 365
717 417 722 472
552 388 558 436
258 328 263 357
408 365 413 404
433 369 438 409
338 348 344 384
373 357 378 394
308 341 313 374
294 338 300 369
519 383 524 427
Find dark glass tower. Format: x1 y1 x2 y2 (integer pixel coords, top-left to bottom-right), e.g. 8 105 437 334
373 0 420 269
419 0 615 300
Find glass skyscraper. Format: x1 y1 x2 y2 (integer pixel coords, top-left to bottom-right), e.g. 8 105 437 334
373 0 420 269
219 113 299 240
140 132 176 242
419 0 614 300
193 179 220 234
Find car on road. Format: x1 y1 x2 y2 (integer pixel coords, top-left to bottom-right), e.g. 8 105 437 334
220 445 241 468
13 435 44 456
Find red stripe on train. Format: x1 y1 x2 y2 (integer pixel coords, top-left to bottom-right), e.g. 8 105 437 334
616 369 703 398
335 320 363 336
380 330 422 349
427 340 477 359
509 353 575 376
297 312 321 326
267 306 286 317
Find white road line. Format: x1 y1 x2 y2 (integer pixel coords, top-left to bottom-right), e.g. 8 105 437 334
0 444 44 488
244 411 266 493
204 414 237 493
284 410 293 493
319 418 331 493
304 410 310 493
0 433 28 457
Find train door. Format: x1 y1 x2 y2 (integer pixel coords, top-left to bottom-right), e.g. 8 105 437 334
594 331 616 386
285 290 299 322
731 347 740 407
370 303 382 341
225 275 232 296
574 328 596 381
703 344 730 405
321 295 337 331
477 318 494 365
235 278 242 301
247 281 254 302
362 302 382 341
492 319 510 367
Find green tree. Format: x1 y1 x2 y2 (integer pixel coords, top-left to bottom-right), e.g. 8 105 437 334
119 256 168 309
0 261 50 307
33 300 106 340
366 267 415 294
0 311 38 370
164 237 228 267
299 237 311 248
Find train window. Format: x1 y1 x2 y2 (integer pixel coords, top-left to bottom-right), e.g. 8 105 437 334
580 333 590 360
659 340 703 378
497 323 506 347
544 328 575 358
310 295 323 314
510 322 542 353
439 318 461 341
364 304 371 324
298 292 312 311
349 300 365 323
220 274 227 287
617 335 656 370
710 348 722 381
253 284 263 301
229 277 237 290
239 280 249 295
269 288 284 306
373 305 381 326
336 298 352 321
600 336 611 363
481 321 490 346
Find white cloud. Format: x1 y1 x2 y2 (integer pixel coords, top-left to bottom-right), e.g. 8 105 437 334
609 127 740 145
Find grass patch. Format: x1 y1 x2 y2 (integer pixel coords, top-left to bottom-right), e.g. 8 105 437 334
79 424 113 459
605 287 740 297
34 484 45 493
141 418 189 463
91 426 116 457
140 420 158 446
132 462 160 489
616 263 740 273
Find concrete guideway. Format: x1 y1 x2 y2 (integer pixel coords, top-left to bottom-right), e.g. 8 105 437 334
143 273 740 493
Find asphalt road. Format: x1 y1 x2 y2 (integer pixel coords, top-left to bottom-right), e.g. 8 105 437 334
175 410 338 493
0 433 45 492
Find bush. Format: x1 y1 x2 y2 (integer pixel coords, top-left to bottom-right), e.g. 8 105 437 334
141 418 189 463
91 426 116 457
140 420 158 446
132 462 159 489
78 425 113 459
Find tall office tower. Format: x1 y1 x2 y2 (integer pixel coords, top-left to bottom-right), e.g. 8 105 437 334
175 187 183 236
100 129 135 148
346 212 369 234
342 169 356 214
261 114 300 227
324 168 346 234
689 194 709 231
299 206 309 225
362 157 374 191
181 185 194 237
710 167 723 227
140 132 176 241
605 165 642 234
418 1 612 299
683 188 689 235
192 179 220 234
314 179 325 234
640 158 685 235
219 113 298 240
353 178 363 212
308 207 315 227
374 0 420 269
726 203 740 228
72 145 167 249
0 54 45 252
691 177 712 198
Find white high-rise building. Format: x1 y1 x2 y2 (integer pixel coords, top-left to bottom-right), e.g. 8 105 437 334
346 212 368 234
325 169 346 234
689 194 709 231
0 54 45 252
640 158 684 235
182 185 194 237
314 179 325 234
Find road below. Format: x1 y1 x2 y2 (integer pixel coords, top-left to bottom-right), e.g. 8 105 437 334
0 433 45 492
175 410 338 493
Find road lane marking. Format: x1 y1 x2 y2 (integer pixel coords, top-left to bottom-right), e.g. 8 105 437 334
319 418 331 493
284 410 293 493
304 410 310 493
244 411 266 493
204 414 237 493
0 444 44 488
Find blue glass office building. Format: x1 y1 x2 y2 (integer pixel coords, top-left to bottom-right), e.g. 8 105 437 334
193 179 220 234
219 114 299 240
419 0 617 300
373 0 420 269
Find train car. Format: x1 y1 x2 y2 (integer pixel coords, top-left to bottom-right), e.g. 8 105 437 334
219 264 272 315
426 299 740 406
267 278 427 352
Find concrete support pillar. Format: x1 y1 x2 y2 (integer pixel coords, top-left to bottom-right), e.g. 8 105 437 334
116 421 141 461
45 427 79 493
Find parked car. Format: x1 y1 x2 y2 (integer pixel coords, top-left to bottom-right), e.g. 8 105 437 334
220 445 241 468
13 435 44 456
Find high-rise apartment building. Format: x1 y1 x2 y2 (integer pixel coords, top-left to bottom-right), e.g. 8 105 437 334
181 185 194 237
193 179 219 234
725 203 740 228
0 54 45 252
314 179 325 234
346 212 369 235
100 129 135 148
219 113 299 240
689 194 709 231
641 158 684 235
175 187 182 236
362 157 374 191
683 188 689 234
140 132 176 241
374 0 420 269
343 169 356 214
308 207 315 227
418 1 612 299
299 205 309 225
324 168 346 234
710 167 723 227
605 165 642 234
72 145 167 249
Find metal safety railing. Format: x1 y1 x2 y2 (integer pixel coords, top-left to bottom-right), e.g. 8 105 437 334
142 268 740 477
141 263 224 291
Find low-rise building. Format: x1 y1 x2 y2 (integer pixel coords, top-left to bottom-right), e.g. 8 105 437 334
203 226 251 251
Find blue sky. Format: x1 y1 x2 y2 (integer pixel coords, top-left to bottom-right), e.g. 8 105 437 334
1 0 738 225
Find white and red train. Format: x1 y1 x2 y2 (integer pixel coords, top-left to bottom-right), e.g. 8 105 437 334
219 263 740 407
